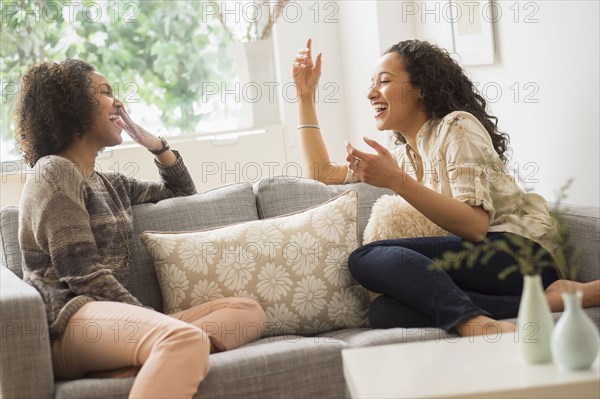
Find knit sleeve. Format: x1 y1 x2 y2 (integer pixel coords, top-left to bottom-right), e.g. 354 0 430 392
109 150 197 205
34 190 144 306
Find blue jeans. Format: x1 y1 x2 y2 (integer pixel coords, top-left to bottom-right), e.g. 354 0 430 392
348 233 559 332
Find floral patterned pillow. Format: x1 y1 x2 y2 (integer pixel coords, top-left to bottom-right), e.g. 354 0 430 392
140 190 369 336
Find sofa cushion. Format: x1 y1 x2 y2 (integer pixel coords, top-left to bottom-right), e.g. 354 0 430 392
55 336 349 399
130 182 259 311
254 176 395 244
197 336 350 398
140 190 370 336
317 327 454 348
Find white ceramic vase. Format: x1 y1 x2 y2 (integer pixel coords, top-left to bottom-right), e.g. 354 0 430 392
229 38 281 129
551 291 600 370
517 274 554 363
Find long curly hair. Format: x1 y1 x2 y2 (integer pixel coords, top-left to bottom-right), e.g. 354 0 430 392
386 40 510 164
15 59 97 167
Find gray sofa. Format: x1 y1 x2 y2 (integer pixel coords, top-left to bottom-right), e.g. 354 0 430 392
1 176 599 399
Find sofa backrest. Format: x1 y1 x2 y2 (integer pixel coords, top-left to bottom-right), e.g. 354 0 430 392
548 202 600 283
2 177 599 310
0 182 260 312
128 183 259 310
254 177 395 245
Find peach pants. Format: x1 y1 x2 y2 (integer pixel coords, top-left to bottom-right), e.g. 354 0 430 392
51 298 268 399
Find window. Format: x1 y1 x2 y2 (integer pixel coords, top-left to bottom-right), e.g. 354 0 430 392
1 0 243 163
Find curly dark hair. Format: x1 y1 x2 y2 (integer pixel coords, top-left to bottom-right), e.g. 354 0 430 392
385 40 511 164
15 59 98 167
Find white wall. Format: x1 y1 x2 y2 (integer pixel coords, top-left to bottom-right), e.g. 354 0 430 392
301 0 599 206
272 0 416 161
2 1 598 207
0 125 289 207
486 0 599 207
337 1 383 151
410 0 599 206
273 1 351 165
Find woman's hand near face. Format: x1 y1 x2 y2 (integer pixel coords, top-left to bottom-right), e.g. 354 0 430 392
346 137 407 190
117 107 164 152
118 107 177 165
292 38 322 100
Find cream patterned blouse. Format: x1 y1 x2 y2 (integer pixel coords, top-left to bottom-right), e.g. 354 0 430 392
345 111 565 278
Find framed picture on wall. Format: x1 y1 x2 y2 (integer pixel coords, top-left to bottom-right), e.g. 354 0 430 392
449 0 496 65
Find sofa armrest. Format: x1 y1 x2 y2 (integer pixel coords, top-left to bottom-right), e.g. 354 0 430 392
1 266 54 399
552 204 600 282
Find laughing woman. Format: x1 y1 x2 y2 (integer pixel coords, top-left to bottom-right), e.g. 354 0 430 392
16 59 267 399
292 39 600 336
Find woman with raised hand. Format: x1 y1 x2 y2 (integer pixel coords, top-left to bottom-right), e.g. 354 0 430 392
16 59 267 399
292 38 599 336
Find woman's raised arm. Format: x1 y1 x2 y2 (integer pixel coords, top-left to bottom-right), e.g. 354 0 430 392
293 38 348 184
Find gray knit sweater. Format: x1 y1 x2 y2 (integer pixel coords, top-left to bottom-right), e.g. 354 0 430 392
19 152 196 341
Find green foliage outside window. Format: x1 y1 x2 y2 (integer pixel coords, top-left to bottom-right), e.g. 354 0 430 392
1 0 237 160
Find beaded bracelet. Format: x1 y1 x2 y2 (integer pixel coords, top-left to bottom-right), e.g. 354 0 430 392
297 124 320 130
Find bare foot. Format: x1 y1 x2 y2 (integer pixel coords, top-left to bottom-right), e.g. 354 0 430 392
545 279 600 312
85 366 140 379
545 280 573 312
456 315 516 337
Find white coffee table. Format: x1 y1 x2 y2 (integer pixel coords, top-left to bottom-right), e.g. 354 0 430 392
342 333 600 398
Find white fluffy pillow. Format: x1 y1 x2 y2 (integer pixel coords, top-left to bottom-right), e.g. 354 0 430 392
363 195 450 244
140 190 369 337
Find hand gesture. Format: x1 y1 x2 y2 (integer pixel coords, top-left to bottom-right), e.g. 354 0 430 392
292 38 322 99
346 137 406 189
117 107 164 152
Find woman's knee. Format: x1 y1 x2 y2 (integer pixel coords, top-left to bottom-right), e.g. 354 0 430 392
233 298 268 331
217 297 265 316
247 299 268 323
161 324 211 364
228 297 261 310
204 298 267 349
348 245 379 281
215 297 268 333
